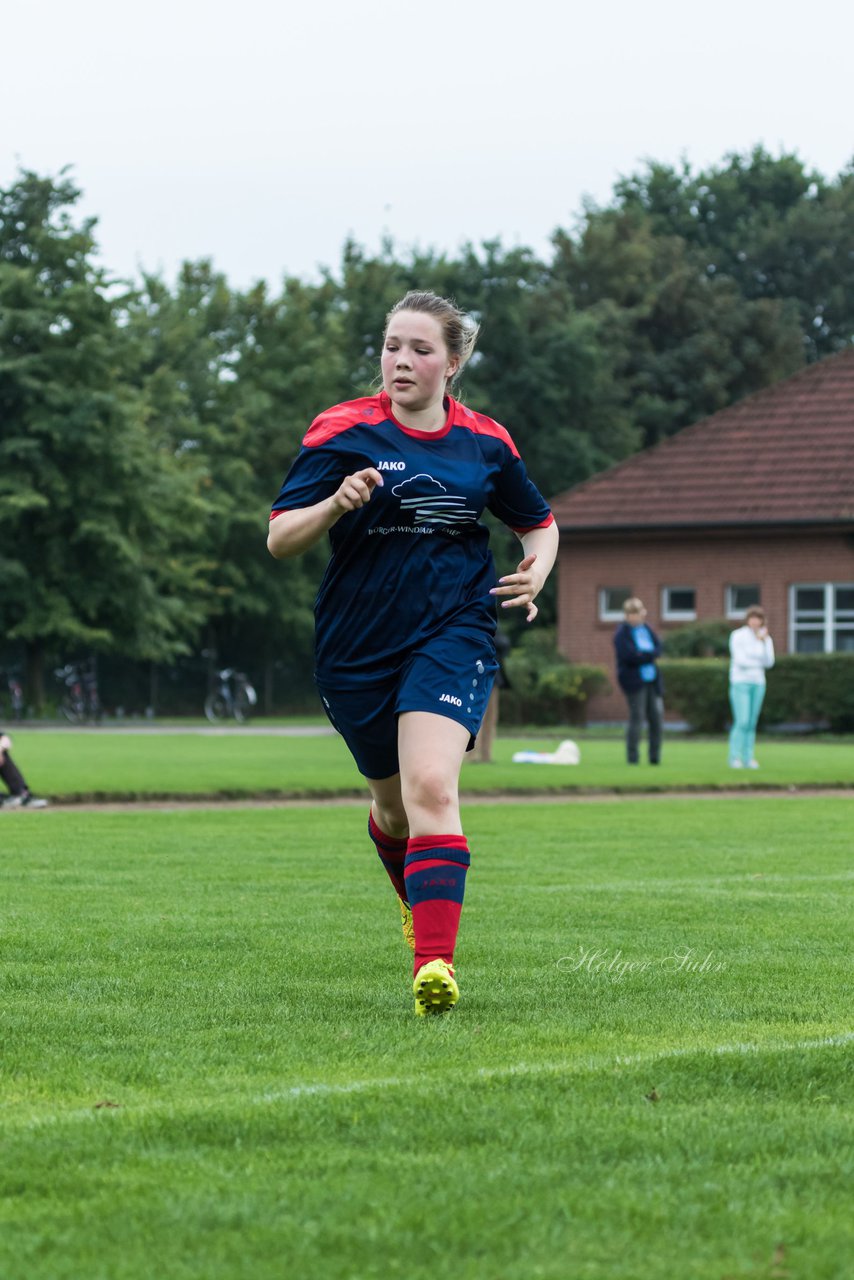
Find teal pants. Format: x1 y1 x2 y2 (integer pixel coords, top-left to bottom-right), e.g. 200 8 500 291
728 682 765 765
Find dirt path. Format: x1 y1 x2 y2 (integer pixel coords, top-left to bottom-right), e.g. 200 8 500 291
29 786 854 813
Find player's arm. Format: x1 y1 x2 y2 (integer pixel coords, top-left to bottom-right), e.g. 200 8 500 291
267 468 384 559
490 521 559 623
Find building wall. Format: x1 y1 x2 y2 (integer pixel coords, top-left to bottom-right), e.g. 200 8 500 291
556 529 854 721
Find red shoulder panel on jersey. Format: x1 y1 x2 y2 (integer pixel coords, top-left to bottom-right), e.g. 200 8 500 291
303 394 387 447
447 397 520 458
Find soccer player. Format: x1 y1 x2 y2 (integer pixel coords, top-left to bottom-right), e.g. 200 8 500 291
268 291 558 1016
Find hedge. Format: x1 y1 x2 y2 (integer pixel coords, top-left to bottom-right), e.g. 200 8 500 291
661 618 731 658
501 628 611 725
659 653 854 733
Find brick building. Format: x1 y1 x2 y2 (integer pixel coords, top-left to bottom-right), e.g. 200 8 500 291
550 348 854 721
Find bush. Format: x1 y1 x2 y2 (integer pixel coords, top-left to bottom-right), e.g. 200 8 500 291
762 654 854 731
502 629 611 725
658 659 730 732
662 618 732 658
659 654 854 732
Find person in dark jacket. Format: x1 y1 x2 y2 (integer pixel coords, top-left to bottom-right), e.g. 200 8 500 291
613 598 663 765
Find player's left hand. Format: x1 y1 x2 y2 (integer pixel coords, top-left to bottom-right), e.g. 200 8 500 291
490 553 544 623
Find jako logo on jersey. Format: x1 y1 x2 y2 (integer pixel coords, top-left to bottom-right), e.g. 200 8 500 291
439 693 463 707
377 460 405 471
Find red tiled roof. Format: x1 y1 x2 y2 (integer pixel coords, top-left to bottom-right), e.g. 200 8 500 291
551 348 854 530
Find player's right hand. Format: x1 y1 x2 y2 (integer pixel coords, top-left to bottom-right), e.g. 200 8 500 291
332 468 384 513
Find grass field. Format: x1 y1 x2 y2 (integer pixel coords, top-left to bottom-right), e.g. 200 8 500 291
2 795 852 1278
7 727 854 801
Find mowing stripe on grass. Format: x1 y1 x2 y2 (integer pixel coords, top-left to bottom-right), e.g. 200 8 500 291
10 1031 852 1130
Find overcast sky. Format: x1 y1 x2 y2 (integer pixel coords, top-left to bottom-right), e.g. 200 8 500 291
4 0 853 290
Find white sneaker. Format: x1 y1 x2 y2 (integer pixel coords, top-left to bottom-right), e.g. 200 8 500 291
2 794 48 809
747 760 760 770
729 760 743 769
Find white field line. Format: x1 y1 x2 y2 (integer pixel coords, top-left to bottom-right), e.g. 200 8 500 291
8 1032 853 1130
275 1032 854 1100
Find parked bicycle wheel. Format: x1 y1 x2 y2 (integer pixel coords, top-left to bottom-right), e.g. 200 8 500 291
204 693 229 723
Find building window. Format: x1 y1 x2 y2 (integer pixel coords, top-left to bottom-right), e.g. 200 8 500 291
599 587 632 622
790 584 854 654
661 586 697 621
725 584 761 619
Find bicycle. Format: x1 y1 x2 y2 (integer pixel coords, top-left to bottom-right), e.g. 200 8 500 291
204 668 258 724
55 661 102 724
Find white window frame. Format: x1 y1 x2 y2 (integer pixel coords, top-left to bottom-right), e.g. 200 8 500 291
661 586 697 621
789 583 854 654
725 584 761 619
599 587 632 622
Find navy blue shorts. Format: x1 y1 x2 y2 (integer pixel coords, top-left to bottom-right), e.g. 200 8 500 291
316 628 499 779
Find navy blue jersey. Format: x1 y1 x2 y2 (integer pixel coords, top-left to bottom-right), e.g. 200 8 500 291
271 392 553 683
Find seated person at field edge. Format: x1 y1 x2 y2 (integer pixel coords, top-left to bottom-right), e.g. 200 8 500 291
613 598 663 765
0 733 47 808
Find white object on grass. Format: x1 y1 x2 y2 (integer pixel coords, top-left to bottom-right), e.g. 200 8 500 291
512 739 580 765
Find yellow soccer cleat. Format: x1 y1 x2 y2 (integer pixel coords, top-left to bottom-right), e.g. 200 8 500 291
399 899 415 952
413 958 459 1017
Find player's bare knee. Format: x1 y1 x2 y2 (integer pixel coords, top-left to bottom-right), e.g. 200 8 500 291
373 800 409 838
403 773 458 820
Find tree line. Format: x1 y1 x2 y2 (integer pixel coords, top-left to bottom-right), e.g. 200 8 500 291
1 149 852 713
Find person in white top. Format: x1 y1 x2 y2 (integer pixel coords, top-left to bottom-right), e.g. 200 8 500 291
728 606 775 768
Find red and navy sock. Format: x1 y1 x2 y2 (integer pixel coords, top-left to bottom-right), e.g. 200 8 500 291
368 810 408 904
404 835 470 973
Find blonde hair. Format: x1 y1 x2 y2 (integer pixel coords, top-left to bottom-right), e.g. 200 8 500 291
623 597 645 616
384 291 479 390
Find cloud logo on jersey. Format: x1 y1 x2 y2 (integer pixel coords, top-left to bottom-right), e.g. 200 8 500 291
391 474 477 527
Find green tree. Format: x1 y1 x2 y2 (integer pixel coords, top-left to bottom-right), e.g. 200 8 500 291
612 148 854 360
552 191 805 446
0 171 211 705
214 273 354 707
458 244 639 488
124 261 364 709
